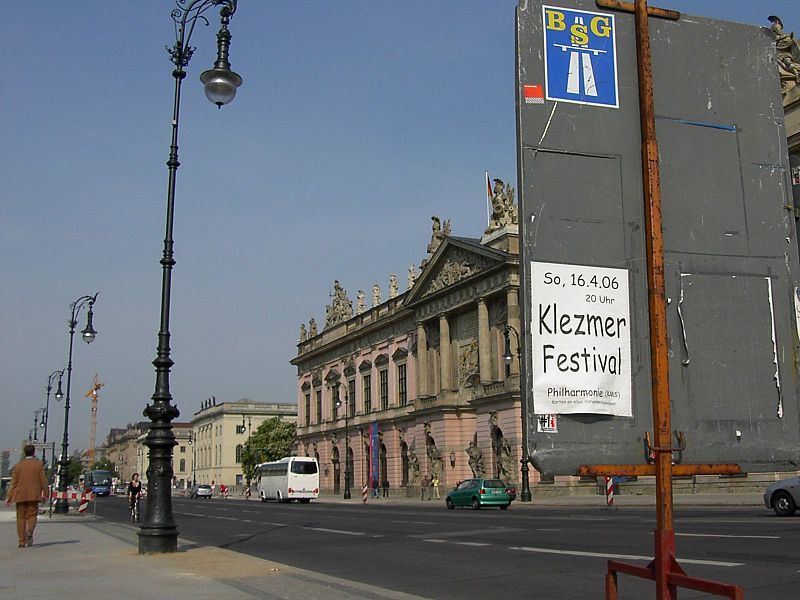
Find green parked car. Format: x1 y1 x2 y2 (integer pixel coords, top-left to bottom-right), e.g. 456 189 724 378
445 478 513 510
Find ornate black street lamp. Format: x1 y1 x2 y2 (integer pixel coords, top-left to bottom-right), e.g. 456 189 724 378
335 392 352 499
54 294 99 515
43 370 64 467
139 0 243 554
503 325 532 503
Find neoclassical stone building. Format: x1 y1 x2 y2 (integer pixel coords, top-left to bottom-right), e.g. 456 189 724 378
292 183 534 495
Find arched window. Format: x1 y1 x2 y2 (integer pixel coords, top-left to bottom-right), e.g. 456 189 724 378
235 444 243 463
179 459 186 472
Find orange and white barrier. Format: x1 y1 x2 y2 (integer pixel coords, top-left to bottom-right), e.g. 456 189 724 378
605 476 614 506
50 491 94 504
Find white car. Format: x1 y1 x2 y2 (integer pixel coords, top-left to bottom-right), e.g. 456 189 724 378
191 484 212 499
763 476 800 516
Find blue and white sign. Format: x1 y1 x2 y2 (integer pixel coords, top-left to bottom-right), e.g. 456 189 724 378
542 5 619 108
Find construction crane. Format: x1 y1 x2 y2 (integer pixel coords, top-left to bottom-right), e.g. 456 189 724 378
84 374 105 467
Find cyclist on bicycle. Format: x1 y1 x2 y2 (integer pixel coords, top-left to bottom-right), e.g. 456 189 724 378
127 473 142 520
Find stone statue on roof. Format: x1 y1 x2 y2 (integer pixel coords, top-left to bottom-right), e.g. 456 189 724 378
426 216 451 255
299 323 307 342
485 178 518 234
324 280 353 329
356 290 366 314
389 274 399 298
309 318 317 338
770 15 800 94
407 263 418 290
372 283 381 307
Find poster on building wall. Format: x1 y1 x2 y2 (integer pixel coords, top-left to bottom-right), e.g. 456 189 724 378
531 261 632 416
370 422 380 485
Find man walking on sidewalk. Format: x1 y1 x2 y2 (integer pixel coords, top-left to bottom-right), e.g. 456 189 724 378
5 445 47 548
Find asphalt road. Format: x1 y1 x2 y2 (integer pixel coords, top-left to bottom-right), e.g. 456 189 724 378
96 496 800 599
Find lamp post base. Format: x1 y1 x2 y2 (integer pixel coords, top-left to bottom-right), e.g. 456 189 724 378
520 459 533 503
138 527 178 554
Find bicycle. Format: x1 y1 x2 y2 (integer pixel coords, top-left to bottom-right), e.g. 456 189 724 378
129 494 141 522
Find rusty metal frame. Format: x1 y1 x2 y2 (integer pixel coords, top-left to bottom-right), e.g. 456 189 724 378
582 2 744 598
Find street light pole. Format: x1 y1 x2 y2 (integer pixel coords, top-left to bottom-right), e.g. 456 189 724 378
503 325 532 503
335 391 351 500
54 294 99 515
43 370 64 466
139 0 242 555
188 432 197 488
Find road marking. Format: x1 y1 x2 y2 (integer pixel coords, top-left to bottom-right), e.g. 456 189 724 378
423 539 448 543
536 528 563 531
175 512 207 517
389 520 435 525
454 542 491 547
408 527 523 539
676 533 779 539
509 546 743 567
305 527 365 536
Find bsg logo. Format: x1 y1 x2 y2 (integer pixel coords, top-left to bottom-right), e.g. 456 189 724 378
542 5 619 108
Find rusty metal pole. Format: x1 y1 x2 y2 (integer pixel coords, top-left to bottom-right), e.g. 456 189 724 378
633 0 676 598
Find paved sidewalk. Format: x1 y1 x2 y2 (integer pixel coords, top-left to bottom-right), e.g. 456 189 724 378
0 492 766 599
0 506 427 600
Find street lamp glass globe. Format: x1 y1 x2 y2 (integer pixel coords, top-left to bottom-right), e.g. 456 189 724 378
81 325 96 344
200 67 242 107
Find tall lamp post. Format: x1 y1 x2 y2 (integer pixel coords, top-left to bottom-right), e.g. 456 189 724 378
139 0 243 554
188 432 197 488
43 370 65 466
54 294 99 515
503 325 532 503
335 392 351 499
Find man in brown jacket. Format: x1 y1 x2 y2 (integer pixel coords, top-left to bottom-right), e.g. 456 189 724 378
5 445 48 547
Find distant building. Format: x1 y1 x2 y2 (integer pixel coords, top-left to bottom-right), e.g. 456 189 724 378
190 398 297 488
104 422 149 483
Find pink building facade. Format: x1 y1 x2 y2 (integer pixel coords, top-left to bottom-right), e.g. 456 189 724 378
292 226 537 495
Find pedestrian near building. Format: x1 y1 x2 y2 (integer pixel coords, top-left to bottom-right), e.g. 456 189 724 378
5 445 47 548
371 478 379 498
432 476 440 499
381 478 390 498
420 475 430 501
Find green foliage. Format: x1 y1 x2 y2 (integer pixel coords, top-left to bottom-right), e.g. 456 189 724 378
242 418 297 484
93 458 116 473
64 457 84 485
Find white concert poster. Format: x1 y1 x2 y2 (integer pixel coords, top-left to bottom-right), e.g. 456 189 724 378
531 261 632 416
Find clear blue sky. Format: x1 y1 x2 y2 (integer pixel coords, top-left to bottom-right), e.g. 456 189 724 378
1 1 796 455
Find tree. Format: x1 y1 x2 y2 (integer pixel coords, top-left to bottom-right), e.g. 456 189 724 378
242 418 297 484
64 456 84 486
93 458 116 473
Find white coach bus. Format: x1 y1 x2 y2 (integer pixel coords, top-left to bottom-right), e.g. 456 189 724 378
256 456 319 503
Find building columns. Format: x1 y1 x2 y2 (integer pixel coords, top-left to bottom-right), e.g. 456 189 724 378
477 298 492 383
507 288 520 377
439 314 453 391
416 322 429 396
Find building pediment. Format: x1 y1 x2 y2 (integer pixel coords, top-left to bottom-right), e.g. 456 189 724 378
406 237 508 305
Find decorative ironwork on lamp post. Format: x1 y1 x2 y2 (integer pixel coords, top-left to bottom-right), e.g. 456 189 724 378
503 324 532 503
139 0 243 554
54 293 99 515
